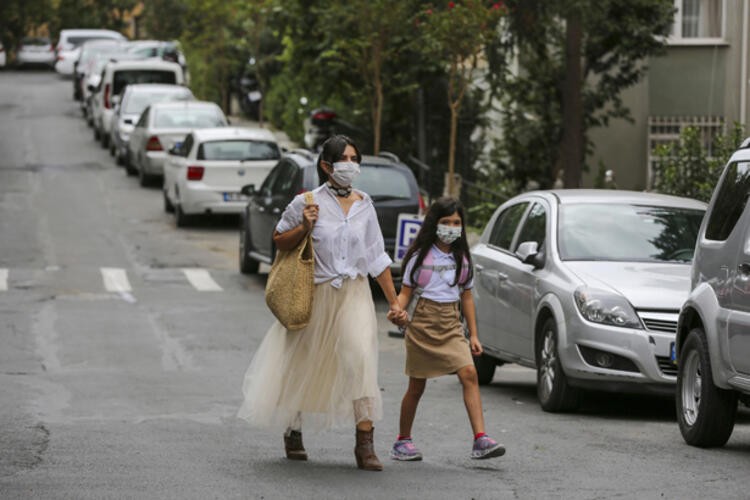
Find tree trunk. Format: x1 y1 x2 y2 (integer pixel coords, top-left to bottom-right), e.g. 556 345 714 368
448 102 459 197
373 72 383 154
559 9 584 188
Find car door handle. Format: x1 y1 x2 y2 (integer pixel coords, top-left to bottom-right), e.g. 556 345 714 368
272 207 281 214
739 262 750 275
497 272 508 281
475 264 484 272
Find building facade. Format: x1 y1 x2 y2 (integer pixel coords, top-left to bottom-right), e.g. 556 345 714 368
585 0 749 190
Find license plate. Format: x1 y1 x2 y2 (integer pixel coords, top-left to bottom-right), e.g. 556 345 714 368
670 342 676 364
223 192 248 202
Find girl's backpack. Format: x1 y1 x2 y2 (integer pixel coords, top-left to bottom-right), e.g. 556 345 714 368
403 248 469 323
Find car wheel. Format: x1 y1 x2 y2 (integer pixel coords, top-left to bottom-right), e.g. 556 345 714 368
93 126 100 141
676 327 738 447
163 189 174 213
109 142 115 157
174 199 192 228
100 133 109 149
138 165 151 187
125 152 136 176
473 353 496 385
536 317 580 412
239 216 259 274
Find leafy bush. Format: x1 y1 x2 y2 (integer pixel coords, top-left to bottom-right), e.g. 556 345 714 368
652 123 746 202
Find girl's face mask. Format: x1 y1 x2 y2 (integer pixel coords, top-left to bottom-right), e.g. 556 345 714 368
330 161 360 187
436 224 462 244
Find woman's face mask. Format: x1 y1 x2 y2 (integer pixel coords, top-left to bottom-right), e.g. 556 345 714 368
436 224 462 244
330 161 360 187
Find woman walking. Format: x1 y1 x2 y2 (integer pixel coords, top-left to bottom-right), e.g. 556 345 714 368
387 197 505 461
238 135 406 471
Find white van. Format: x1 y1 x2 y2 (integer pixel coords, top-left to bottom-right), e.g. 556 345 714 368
89 59 185 148
54 29 126 76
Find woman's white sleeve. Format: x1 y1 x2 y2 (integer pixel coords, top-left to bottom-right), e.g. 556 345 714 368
364 204 392 277
275 194 305 234
401 255 417 287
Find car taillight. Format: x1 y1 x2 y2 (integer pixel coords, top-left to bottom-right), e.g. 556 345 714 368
418 193 426 216
104 83 111 109
187 166 204 181
146 136 163 151
312 111 336 121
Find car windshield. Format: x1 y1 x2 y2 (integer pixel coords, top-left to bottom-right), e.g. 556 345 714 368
68 36 117 48
113 70 177 95
354 165 412 200
21 37 50 47
558 203 705 262
197 140 280 161
124 90 192 114
153 107 226 128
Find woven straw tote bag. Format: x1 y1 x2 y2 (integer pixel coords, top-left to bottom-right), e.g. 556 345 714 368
265 191 315 331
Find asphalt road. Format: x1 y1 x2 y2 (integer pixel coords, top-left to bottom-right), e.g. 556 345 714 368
0 69 749 500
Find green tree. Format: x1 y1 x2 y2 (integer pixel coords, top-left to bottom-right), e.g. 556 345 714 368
490 0 674 189
181 0 246 112
0 0 53 57
141 0 187 40
652 123 746 202
415 0 505 196
318 0 418 154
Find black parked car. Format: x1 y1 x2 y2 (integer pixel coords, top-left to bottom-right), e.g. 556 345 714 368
239 149 424 275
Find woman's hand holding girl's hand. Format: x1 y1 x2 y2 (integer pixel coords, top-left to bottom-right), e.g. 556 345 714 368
387 303 408 327
302 203 319 231
470 337 483 357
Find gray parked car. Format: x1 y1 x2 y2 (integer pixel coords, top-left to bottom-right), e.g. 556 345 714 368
675 141 750 447
110 83 194 165
471 190 706 412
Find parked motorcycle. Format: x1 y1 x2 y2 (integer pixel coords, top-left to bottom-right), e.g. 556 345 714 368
303 104 338 152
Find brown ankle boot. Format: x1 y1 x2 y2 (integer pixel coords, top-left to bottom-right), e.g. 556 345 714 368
354 428 383 471
284 430 308 461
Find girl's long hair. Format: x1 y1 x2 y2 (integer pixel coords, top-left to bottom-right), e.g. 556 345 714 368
402 197 473 288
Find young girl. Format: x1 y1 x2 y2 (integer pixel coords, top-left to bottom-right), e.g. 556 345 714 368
387 197 505 461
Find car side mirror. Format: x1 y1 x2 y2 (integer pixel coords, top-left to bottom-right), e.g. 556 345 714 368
240 184 256 196
516 241 543 268
168 142 182 155
87 84 95 92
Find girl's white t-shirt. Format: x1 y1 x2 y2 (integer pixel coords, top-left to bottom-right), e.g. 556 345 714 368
276 185 392 288
402 245 474 303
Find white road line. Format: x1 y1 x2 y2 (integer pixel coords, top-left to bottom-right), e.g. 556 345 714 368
0 269 7 291
101 267 132 293
182 268 223 291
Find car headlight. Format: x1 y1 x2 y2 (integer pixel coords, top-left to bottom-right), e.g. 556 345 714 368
574 287 642 329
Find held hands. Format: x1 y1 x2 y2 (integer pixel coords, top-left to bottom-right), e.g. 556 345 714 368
387 304 409 327
302 203 319 231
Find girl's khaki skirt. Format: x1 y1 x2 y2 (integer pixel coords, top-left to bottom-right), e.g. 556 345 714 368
238 277 382 431
405 298 474 379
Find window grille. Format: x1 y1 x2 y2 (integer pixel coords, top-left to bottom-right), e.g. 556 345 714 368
647 115 725 189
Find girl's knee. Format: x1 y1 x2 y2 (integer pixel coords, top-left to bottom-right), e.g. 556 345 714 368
458 365 479 386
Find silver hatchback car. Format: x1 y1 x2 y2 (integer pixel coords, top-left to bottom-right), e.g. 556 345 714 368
676 141 750 447
471 189 706 412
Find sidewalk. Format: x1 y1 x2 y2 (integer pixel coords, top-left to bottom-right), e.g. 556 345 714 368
228 114 299 151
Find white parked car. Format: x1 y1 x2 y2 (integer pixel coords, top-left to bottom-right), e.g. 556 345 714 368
163 127 281 226
16 37 55 67
127 100 228 186
89 58 185 148
110 83 194 165
54 29 126 76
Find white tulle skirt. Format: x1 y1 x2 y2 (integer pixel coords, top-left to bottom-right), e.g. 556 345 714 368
238 276 382 431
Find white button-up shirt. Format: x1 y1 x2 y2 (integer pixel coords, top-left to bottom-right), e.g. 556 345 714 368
276 185 392 288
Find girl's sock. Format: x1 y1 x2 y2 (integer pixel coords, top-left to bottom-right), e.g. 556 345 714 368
474 432 486 441
397 435 411 441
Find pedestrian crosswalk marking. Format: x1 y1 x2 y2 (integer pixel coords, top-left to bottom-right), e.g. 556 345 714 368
101 267 132 293
182 268 223 291
0 269 7 291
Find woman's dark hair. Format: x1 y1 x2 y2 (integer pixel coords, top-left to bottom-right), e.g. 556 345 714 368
402 197 473 287
316 134 362 185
